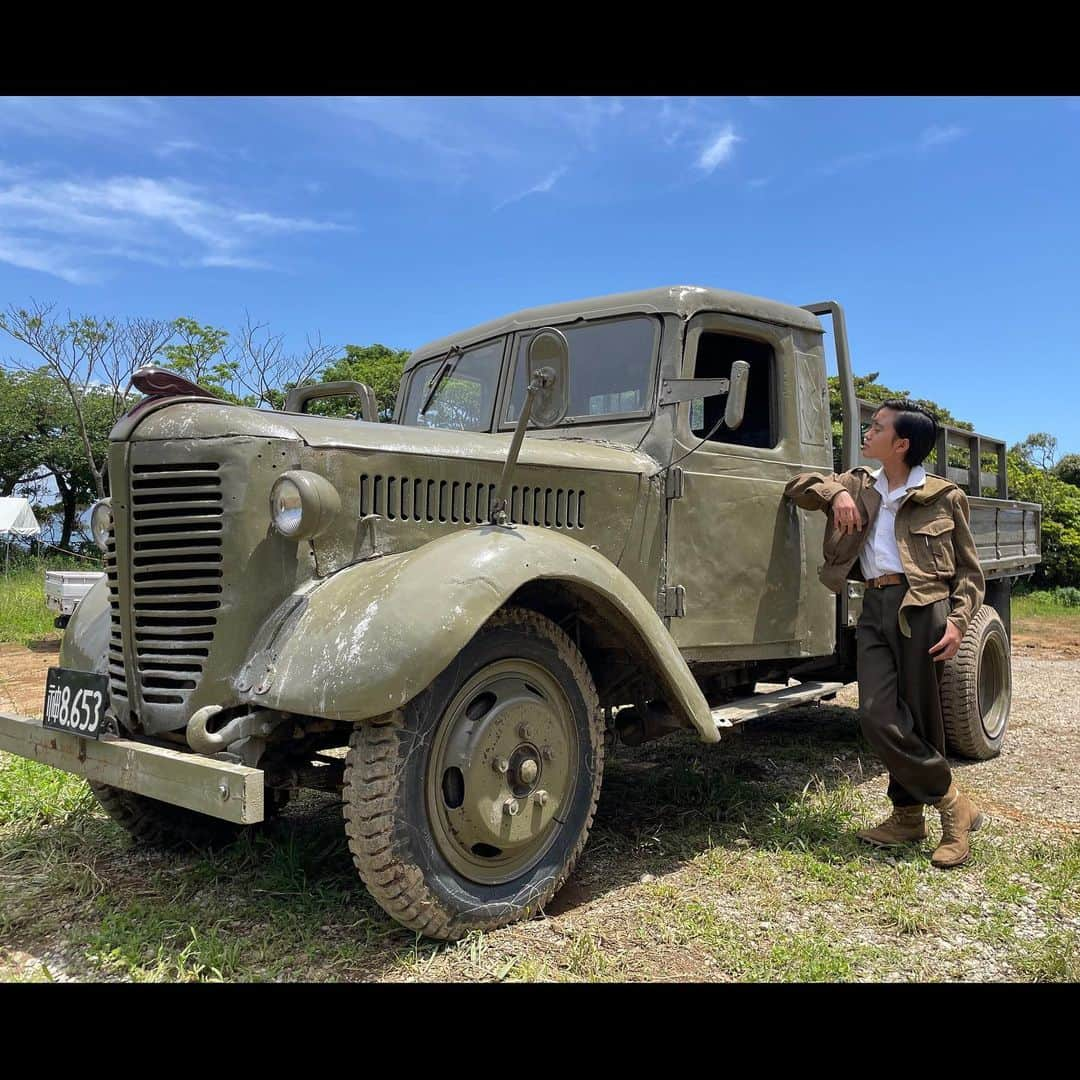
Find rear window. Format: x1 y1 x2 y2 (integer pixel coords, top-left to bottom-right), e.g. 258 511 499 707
505 316 658 424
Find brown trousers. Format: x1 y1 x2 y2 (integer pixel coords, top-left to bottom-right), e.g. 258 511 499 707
855 584 953 805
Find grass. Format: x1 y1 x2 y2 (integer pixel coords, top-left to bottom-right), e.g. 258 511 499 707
2 739 1077 982
1013 592 1080 621
0 556 101 646
1 610 1077 982
0 567 61 646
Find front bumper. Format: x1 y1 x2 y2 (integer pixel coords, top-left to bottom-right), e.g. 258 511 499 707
0 710 264 824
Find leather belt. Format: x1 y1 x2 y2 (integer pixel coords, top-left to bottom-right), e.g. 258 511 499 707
865 573 906 589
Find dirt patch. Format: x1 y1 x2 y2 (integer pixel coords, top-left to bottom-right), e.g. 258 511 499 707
1012 616 1080 659
0 641 59 718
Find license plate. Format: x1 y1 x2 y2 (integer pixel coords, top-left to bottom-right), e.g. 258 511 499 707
42 668 109 739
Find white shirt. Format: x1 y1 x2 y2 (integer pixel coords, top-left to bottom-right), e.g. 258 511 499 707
859 464 927 580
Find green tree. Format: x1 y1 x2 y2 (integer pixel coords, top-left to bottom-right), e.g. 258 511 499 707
0 303 172 499
1054 453 1080 490
1008 454 1080 587
161 318 243 403
1010 432 1058 471
826 371 975 473
0 368 118 549
314 344 411 421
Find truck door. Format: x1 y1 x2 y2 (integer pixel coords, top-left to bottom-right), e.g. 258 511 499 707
664 313 835 660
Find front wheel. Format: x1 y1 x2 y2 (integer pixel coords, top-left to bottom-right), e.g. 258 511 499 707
342 607 603 940
89 783 246 850
941 604 1012 760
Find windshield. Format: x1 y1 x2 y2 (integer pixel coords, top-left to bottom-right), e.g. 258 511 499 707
505 316 657 424
400 339 503 431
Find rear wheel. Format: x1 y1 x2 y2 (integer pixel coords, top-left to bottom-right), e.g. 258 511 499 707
941 604 1011 760
342 607 603 940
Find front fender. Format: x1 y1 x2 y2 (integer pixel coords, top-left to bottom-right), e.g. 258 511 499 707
240 526 717 740
58 575 110 676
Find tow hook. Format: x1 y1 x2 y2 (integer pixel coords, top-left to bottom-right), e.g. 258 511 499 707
187 705 279 755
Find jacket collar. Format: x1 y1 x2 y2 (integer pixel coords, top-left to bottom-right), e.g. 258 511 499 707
852 464 955 504
870 464 927 496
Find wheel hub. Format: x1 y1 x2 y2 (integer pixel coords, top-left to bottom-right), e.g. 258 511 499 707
426 660 578 885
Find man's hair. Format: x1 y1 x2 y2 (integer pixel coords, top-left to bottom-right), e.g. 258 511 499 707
874 399 939 467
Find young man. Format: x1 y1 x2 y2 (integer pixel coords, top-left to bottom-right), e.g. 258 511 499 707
784 400 987 868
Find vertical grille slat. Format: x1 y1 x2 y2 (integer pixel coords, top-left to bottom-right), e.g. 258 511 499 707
105 533 126 701
113 461 224 720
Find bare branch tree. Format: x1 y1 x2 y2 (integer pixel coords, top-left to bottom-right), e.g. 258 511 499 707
232 311 337 409
0 302 174 498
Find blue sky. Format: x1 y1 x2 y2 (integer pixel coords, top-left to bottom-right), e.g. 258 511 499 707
0 95 1076 454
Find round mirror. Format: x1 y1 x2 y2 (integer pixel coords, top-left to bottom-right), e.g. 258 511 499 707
527 328 570 427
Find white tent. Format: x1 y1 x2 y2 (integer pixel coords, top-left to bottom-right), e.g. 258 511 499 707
1 497 42 573
0 497 41 538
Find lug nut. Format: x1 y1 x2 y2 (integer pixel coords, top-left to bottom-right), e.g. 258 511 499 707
519 759 539 785
533 790 548 807
493 757 509 774
541 747 553 761
504 798 520 817
518 723 531 740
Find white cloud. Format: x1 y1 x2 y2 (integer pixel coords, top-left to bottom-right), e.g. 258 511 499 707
314 97 744 190
652 96 698 148
919 124 967 148
697 125 742 173
0 171 351 283
0 234 98 284
494 166 569 211
747 176 772 189
816 124 969 178
0 96 166 141
155 139 205 159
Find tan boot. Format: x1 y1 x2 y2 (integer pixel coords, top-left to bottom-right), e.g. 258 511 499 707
931 784 987 868
856 804 927 847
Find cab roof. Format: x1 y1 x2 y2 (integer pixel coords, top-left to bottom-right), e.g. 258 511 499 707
403 285 823 373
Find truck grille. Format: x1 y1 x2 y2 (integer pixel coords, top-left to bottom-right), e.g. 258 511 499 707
128 462 223 708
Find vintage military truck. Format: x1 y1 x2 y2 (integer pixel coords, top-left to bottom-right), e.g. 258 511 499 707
0 286 1041 940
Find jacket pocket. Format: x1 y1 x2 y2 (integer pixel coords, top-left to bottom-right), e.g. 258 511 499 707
910 517 955 576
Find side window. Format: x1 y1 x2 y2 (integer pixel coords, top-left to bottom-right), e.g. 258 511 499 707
689 333 777 449
505 317 657 424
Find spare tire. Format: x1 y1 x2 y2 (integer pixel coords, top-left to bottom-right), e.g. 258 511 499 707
940 604 1011 760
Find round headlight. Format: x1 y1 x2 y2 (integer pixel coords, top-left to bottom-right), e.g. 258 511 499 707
270 477 304 537
90 499 113 552
270 471 341 539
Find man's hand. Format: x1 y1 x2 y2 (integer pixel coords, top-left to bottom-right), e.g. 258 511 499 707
831 490 864 535
929 620 963 662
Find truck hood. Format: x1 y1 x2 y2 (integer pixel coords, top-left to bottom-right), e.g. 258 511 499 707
117 399 660 477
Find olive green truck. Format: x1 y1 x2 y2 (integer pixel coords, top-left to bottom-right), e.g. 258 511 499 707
0 286 1041 939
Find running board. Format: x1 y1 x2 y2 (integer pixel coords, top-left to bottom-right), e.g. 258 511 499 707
710 681 845 729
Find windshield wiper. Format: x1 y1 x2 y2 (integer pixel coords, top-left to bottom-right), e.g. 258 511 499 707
420 346 462 415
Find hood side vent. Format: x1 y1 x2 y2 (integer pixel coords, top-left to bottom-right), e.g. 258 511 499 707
359 474 586 529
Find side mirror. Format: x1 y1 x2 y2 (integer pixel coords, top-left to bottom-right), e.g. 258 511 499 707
724 360 750 430
526 328 569 427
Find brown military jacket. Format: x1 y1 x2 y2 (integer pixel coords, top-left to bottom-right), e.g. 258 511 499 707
784 465 985 639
